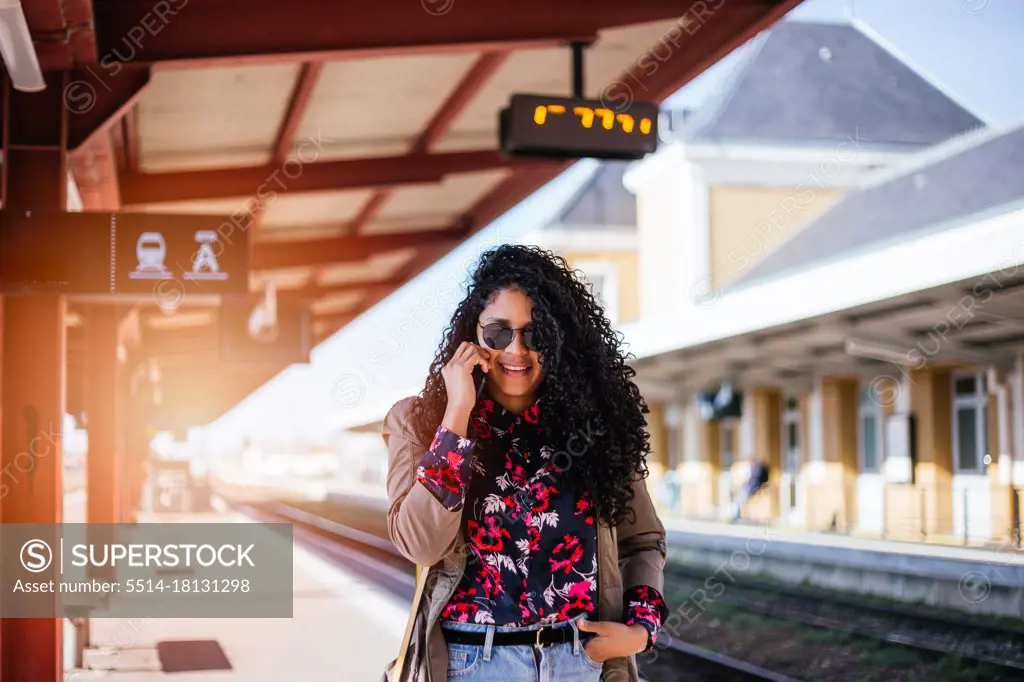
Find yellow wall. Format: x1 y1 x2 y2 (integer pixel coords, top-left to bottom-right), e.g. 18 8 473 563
646 402 670 475
708 185 842 289
562 249 641 324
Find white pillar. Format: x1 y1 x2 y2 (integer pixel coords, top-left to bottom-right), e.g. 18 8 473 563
808 378 825 463
739 391 755 461
988 365 1013 486
1012 354 1024 486
883 374 914 484
664 401 684 469
682 396 700 466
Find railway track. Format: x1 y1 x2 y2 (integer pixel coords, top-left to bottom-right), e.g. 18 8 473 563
640 639 804 682
238 498 804 682
665 563 1024 674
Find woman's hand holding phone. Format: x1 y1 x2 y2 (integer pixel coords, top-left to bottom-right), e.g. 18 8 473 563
441 341 491 437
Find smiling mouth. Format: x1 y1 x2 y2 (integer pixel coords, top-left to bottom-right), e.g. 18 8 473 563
498 361 532 377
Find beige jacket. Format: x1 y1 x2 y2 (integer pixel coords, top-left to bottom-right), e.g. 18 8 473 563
381 396 667 682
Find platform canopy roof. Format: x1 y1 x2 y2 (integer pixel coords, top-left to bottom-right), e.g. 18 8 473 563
23 0 805 428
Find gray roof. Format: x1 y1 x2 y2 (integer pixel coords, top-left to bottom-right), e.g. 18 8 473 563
686 21 983 148
732 124 1024 288
554 162 635 228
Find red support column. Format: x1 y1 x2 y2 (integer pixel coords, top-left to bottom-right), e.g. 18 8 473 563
1 70 69 682
83 306 122 524
0 296 67 682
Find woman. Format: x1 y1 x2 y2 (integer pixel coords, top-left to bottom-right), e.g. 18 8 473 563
383 244 668 682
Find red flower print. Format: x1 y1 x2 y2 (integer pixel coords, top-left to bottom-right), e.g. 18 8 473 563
558 581 594 618
530 482 557 513
436 397 601 633
467 517 510 552
550 534 583 575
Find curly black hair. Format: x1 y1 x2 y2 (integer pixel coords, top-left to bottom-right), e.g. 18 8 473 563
409 243 651 527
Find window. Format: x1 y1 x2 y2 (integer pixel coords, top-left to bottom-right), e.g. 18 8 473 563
858 387 883 472
783 397 801 474
952 371 988 473
589 274 609 307
720 419 736 469
575 260 620 323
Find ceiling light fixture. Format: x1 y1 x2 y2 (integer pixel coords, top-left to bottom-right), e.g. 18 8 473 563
0 1 45 93
844 337 913 365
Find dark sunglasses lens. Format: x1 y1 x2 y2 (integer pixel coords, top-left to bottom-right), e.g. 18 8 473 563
482 323 513 349
522 328 535 350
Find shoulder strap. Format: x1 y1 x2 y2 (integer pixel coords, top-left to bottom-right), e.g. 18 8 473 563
392 564 429 681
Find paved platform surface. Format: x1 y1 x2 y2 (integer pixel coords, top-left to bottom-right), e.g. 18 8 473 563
68 508 408 681
661 516 1023 566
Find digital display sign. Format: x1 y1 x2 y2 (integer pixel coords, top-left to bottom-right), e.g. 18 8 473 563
0 211 249 297
500 93 659 160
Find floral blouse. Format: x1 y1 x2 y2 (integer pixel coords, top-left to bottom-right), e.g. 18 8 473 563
415 397 667 650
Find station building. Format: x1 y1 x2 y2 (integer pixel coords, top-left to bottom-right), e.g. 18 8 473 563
618 21 1024 545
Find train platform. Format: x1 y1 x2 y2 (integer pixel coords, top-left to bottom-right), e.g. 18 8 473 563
662 516 1024 619
662 515 1023 565
68 507 408 681
305 483 1024 619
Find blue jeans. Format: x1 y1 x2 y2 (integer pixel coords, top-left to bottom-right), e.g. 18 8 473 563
441 614 603 682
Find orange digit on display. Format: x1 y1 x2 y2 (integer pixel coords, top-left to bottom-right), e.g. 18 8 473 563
593 108 615 130
639 117 653 134
573 107 595 128
533 104 566 125
616 114 635 133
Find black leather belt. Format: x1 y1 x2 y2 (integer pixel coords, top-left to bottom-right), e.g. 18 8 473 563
442 624 587 648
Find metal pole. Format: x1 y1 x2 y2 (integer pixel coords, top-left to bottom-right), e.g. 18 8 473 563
571 42 586 98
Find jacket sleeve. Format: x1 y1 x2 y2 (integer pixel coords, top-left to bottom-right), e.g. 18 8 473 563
382 397 474 567
617 475 670 650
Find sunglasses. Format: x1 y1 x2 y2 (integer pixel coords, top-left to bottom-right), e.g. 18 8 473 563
478 322 537 351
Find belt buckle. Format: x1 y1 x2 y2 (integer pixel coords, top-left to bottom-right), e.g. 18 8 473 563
534 627 545 650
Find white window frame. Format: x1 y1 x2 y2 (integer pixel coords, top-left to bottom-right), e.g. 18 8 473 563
575 260 620 324
858 386 884 473
719 418 737 470
952 371 988 474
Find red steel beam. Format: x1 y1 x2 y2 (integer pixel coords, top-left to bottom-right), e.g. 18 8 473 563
63 0 99 63
272 61 324 164
344 50 508 240
26 0 97 63
88 0 692 68
108 106 141 172
348 191 391 235
68 132 122 209
66 66 151 151
24 0 127 211
310 49 509 338
252 227 465 270
122 108 140 171
20 0 64 33
413 50 509 153
120 149 529 205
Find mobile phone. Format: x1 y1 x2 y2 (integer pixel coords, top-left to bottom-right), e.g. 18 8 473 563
474 364 488 400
